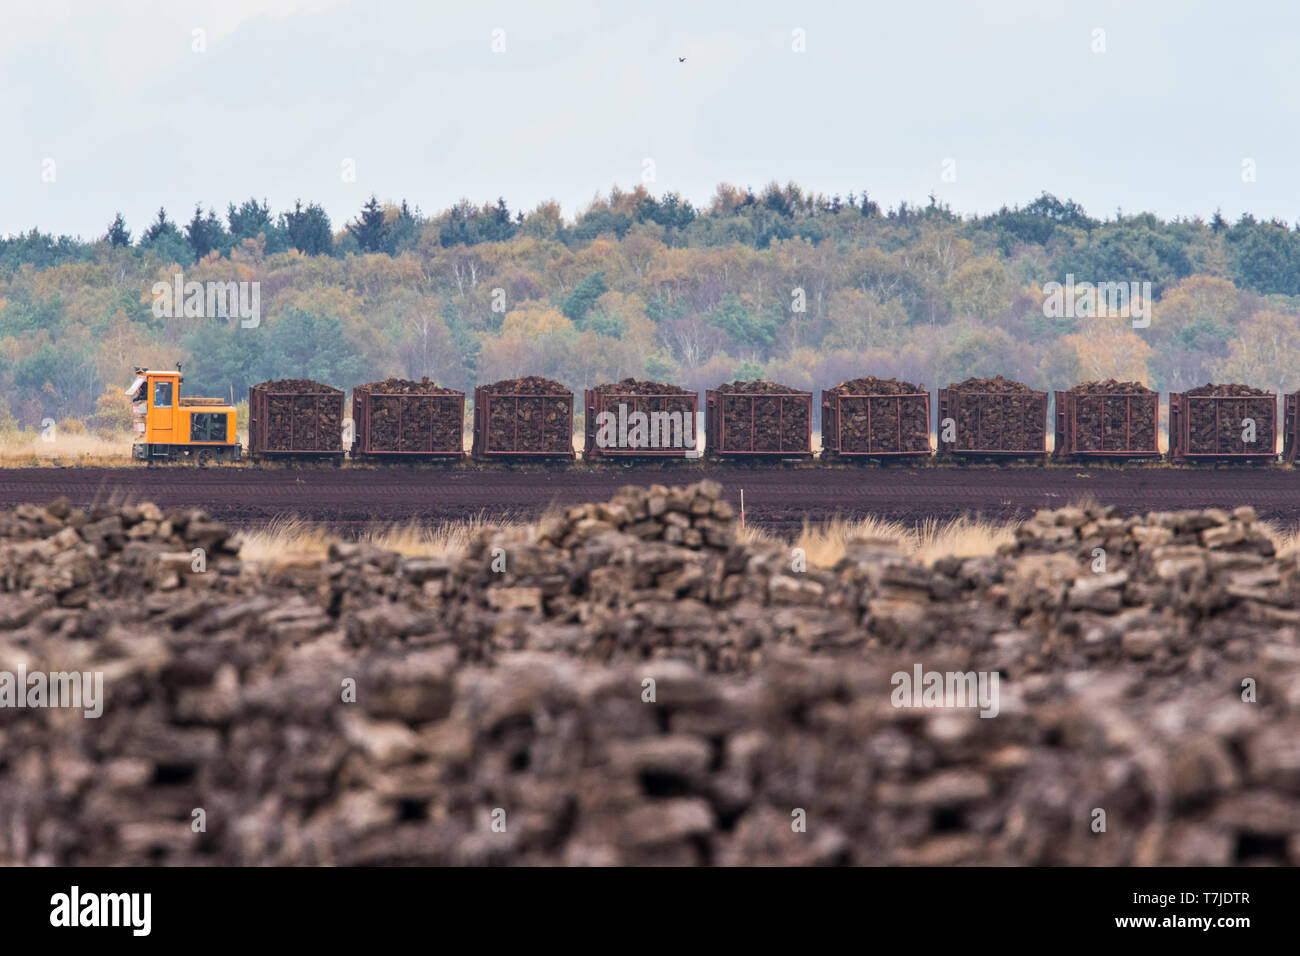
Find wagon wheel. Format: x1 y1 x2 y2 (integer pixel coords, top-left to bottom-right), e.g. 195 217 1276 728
196 449 213 468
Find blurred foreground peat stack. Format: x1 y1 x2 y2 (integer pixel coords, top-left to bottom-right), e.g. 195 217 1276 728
1 486 1298 866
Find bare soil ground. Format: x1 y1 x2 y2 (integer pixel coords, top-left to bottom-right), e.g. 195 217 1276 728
0 464 1296 534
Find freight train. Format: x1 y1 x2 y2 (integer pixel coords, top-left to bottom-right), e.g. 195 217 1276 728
127 366 1300 466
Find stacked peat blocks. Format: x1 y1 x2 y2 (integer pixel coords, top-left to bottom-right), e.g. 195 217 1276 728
1169 383 1276 462
584 378 699 458
705 380 813 458
6 488 1300 865
472 376 574 459
352 378 465 458
820 377 930 459
1053 380 1159 460
248 379 345 459
938 375 1047 458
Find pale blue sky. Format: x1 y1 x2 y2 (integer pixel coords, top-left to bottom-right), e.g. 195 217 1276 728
4 0 1298 238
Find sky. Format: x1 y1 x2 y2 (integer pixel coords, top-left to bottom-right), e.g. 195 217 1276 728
4 0 1300 239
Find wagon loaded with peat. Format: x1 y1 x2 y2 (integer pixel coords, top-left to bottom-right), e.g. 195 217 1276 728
937 375 1047 459
1284 391 1300 463
1169 383 1276 462
705 380 812 459
584 378 699 459
472 376 575 460
351 378 465 458
1053 380 1159 461
820 376 931 460
248 379 345 460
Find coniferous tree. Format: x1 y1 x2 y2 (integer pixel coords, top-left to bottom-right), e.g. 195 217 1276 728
142 208 176 243
282 200 333 255
138 207 192 265
185 205 229 259
106 213 131 247
347 195 390 253
227 198 274 241
562 271 609 323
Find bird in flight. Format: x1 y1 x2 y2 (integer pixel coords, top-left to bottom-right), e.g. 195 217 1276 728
678 56 686 62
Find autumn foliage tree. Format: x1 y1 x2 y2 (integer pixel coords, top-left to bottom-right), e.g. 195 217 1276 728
1213 309 1300 397
1061 317 1154 385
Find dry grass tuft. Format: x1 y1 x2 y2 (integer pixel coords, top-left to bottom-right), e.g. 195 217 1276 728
0 431 136 466
236 516 337 563
227 504 1300 569
1264 520 1300 556
738 512 1016 566
244 511 1014 569
238 511 539 565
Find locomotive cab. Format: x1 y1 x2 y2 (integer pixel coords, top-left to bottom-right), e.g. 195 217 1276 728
128 366 241 463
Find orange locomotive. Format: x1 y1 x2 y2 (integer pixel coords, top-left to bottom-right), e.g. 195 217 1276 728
127 365 240 463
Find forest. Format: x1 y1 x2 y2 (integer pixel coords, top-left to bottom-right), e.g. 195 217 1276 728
3 183 1300 433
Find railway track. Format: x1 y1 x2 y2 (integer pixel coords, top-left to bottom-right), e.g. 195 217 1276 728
0 465 1296 534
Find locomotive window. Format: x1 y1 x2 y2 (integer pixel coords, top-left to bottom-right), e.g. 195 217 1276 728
153 382 172 407
190 413 227 442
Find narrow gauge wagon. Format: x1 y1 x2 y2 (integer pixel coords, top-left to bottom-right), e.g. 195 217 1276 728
1169 384 1277 462
352 378 465 458
705 381 812 459
472 376 575 460
248 379 345 460
821 377 929 460
937 376 1047 459
584 379 699 459
1285 391 1300 463
1053 381 1160 461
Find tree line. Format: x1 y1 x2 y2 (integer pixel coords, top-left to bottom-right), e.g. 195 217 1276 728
2 182 1300 435
7 185 1300 299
